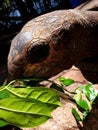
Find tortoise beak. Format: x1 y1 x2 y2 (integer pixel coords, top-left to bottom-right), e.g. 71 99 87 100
8 61 23 78
7 54 25 78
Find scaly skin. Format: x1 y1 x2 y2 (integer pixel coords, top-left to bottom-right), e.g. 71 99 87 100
8 9 98 79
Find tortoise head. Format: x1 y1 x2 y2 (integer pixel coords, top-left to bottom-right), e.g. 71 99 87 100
8 9 94 79
8 10 76 79
8 28 70 79
8 32 51 78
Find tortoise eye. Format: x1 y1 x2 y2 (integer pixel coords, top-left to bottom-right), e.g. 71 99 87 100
27 42 49 63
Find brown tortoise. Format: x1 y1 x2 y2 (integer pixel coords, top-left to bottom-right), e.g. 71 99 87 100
6 1 98 130
8 0 98 80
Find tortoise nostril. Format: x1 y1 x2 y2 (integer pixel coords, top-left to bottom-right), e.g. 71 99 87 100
27 42 50 63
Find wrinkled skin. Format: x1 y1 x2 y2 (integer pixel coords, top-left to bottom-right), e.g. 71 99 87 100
8 0 98 79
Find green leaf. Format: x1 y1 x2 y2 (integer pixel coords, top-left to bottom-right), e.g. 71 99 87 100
7 87 61 106
0 98 57 128
0 108 49 128
74 88 82 102
0 86 61 128
59 77 74 86
0 120 8 127
0 89 9 99
76 99 90 111
72 108 82 121
0 98 54 116
80 84 98 101
74 88 90 110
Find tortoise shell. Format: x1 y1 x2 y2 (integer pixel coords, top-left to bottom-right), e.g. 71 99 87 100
8 9 98 79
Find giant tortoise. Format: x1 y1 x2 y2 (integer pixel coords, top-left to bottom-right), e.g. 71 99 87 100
8 0 98 80
6 1 98 130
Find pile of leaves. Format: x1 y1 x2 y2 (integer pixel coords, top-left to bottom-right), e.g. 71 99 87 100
0 78 97 128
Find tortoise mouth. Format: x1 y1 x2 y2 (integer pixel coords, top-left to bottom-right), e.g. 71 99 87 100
8 61 24 78
8 53 26 78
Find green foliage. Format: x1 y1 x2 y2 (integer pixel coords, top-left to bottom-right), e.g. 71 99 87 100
56 77 98 122
73 84 98 122
2 0 10 8
72 108 82 121
0 120 8 127
0 77 98 128
74 88 91 111
59 77 74 86
74 88 82 101
80 84 98 102
0 80 61 128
